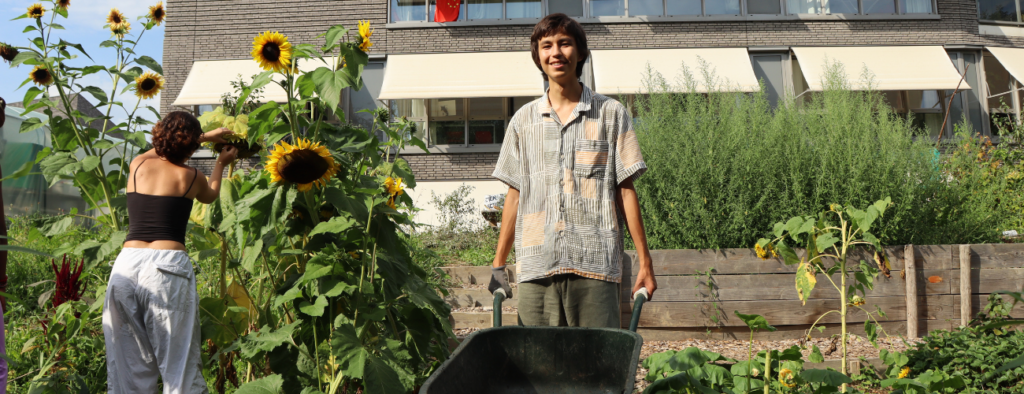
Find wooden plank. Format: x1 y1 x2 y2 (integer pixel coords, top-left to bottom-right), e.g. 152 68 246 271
969 243 1024 269
906 245 918 339
625 295 955 328
948 268 1024 295
625 245 952 276
445 288 518 309
618 270 952 302
440 265 517 285
961 245 972 327
956 294 1024 320
634 319 951 341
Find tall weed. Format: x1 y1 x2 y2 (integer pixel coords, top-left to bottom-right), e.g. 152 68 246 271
632 62 1002 249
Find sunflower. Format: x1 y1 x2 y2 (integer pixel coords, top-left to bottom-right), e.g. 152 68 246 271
755 243 768 260
30 65 53 86
0 43 18 64
898 366 910 379
56 0 70 9
384 176 405 209
358 20 374 52
778 368 796 388
149 2 166 25
265 138 337 192
251 31 292 73
107 9 128 30
134 71 164 99
27 3 45 19
110 22 130 39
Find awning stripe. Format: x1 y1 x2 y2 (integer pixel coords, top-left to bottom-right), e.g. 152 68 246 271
172 58 335 106
590 48 761 94
791 46 968 91
985 47 1024 87
378 52 544 100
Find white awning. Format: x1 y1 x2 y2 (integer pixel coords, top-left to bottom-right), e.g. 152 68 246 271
172 58 336 106
791 46 969 91
378 52 544 99
589 48 761 94
986 47 1024 85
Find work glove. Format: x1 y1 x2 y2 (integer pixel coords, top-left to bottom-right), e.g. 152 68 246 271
488 265 513 299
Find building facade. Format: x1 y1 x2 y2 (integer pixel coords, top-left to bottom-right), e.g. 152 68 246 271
163 0 1024 224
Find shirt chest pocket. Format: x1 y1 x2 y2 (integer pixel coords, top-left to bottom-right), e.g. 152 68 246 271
573 140 610 179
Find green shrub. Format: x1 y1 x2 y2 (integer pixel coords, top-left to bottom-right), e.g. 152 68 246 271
897 294 1024 393
632 63 1004 250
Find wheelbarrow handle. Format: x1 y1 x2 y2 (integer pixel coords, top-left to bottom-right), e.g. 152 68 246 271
493 288 507 327
628 288 648 332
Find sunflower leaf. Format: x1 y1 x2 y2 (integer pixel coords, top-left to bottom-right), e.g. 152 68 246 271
321 25 349 52
135 55 162 74
310 67 353 117
11 51 39 67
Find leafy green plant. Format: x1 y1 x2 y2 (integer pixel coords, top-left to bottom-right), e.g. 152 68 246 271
632 62 1002 250
896 293 1024 393
5 1 164 253
694 268 722 332
642 347 737 394
756 199 894 388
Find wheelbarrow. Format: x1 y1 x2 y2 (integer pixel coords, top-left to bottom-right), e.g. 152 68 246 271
421 287 649 394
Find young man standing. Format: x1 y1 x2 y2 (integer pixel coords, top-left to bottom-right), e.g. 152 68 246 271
488 13 657 328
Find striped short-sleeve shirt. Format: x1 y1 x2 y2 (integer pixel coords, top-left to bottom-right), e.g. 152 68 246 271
492 85 647 284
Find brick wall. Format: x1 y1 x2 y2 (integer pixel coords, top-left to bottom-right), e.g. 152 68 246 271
404 153 499 181
185 157 262 178
163 0 1024 181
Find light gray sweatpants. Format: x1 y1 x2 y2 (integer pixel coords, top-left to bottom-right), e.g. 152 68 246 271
102 248 208 394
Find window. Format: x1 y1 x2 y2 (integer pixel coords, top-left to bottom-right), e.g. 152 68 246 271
978 0 1021 23
468 0 504 19
391 0 932 21
907 90 944 138
751 54 788 108
392 97 537 148
590 0 625 17
983 52 1022 137
946 52 987 136
747 0 782 14
391 0 427 21
391 99 428 142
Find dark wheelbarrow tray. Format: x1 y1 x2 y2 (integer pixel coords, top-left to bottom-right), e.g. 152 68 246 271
421 289 649 394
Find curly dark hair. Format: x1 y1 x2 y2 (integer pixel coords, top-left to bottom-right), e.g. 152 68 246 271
152 111 202 164
530 13 589 82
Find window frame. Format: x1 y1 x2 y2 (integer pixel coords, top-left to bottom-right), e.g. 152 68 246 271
977 0 1024 26
387 0 938 25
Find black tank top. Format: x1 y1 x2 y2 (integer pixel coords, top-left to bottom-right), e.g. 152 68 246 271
125 159 197 244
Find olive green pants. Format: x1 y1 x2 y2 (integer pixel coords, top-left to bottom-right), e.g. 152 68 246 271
517 274 621 328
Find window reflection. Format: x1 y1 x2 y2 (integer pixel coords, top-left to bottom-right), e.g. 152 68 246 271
978 0 1019 22
392 0 427 21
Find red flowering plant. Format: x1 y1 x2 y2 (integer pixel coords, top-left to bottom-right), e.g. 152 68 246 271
51 254 86 309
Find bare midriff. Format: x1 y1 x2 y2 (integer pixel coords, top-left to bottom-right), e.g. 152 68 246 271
123 240 187 251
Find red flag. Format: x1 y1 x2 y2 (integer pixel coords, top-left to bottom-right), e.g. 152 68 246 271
434 0 460 22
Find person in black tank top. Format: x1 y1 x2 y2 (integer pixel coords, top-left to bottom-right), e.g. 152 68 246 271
102 111 237 394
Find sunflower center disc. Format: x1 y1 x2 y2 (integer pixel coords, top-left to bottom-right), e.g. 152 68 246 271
140 79 156 90
280 149 329 185
34 70 48 80
154 10 163 18
263 44 281 62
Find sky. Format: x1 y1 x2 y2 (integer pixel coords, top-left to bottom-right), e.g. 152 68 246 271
2 0 164 127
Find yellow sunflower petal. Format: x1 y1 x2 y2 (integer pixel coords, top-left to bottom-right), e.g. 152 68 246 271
252 31 293 73
134 71 164 100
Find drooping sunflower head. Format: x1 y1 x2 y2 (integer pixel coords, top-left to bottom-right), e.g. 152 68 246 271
56 0 70 9
27 3 45 19
134 71 164 99
357 20 373 52
754 243 767 260
110 21 131 39
778 368 796 388
30 65 53 86
107 8 128 31
265 139 337 192
149 2 166 25
898 366 910 379
251 31 292 73
0 43 18 64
